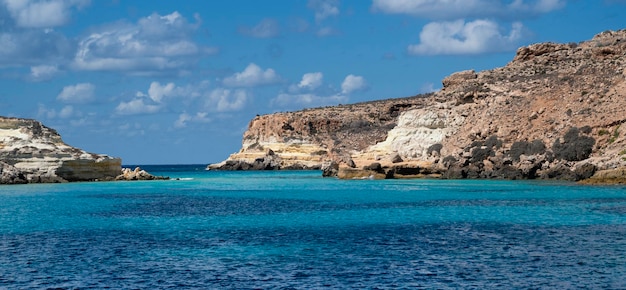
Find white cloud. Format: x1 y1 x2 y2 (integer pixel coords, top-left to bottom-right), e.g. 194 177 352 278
58 105 74 118
206 88 248 112
341 74 367 94
272 93 347 109
238 18 280 38
57 83 95 103
30 64 60 81
407 20 524 55
420 82 439 93
298 72 323 90
2 0 89 28
510 0 565 13
144 80 205 103
174 112 210 128
115 98 160 115
37 104 80 119
148 82 176 103
308 0 340 23
115 80 207 116
371 0 490 19
222 63 281 87
276 71 360 109
37 104 56 119
73 11 217 73
371 0 565 19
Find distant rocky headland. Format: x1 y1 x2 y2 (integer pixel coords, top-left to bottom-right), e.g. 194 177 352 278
0 117 167 184
209 29 626 184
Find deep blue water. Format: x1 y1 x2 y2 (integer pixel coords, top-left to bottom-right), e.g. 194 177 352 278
2 165 626 289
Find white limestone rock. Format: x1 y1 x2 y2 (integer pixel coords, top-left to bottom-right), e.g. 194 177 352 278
364 108 465 160
0 117 122 183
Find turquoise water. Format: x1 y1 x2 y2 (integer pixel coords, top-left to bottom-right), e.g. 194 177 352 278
1 165 626 288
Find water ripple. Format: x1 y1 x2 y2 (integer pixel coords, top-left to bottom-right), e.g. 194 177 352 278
2 223 626 288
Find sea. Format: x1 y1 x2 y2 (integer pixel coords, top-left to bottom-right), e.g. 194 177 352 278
1 164 626 289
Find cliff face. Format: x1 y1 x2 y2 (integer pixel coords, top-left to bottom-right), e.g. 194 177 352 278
0 117 122 184
211 29 626 182
208 96 428 170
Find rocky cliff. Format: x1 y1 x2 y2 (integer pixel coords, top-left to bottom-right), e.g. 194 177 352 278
210 29 626 183
0 117 122 184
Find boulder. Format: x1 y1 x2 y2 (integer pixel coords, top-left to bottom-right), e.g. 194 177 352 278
390 154 403 163
0 162 27 184
321 161 339 177
441 70 477 88
116 167 169 181
337 167 387 180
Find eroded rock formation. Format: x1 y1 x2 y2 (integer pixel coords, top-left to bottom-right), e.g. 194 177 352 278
210 29 626 184
116 167 169 181
0 117 122 184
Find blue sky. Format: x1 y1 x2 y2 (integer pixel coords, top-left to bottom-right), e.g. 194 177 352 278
1 0 625 165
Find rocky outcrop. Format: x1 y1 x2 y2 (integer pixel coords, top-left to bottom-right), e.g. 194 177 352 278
0 117 122 183
208 96 428 170
116 167 169 181
211 29 626 183
579 167 626 185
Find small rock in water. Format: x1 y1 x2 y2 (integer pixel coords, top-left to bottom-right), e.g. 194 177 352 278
116 167 169 181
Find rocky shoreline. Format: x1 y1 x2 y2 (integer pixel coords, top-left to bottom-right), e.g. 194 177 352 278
209 29 626 185
0 117 167 184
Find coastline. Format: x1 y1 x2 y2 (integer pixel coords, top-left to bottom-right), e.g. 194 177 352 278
208 29 626 185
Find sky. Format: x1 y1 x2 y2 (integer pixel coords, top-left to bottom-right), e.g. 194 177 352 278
1 0 625 165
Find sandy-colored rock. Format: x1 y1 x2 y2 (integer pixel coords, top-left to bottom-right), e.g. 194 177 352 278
209 96 427 170
337 168 387 180
579 167 626 185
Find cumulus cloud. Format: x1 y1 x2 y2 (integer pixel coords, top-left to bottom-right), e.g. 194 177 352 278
341 74 367 94
223 63 281 87
174 112 210 128
238 18 280 38
57 83 95 103
115 98 160 115
510 0 565 13
273 72 360 109
115 80 246 116
2 0 90 28
206 88 248 112
145 80 205 102
58 105 74 118
30 64 60 81
73 11 217 73
298 72 323 90
115 81 205 115
272 93 347 109
147 82 176 103
308 0 340 23
371 0 565 20
408 20 524 55
37 104 80 119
